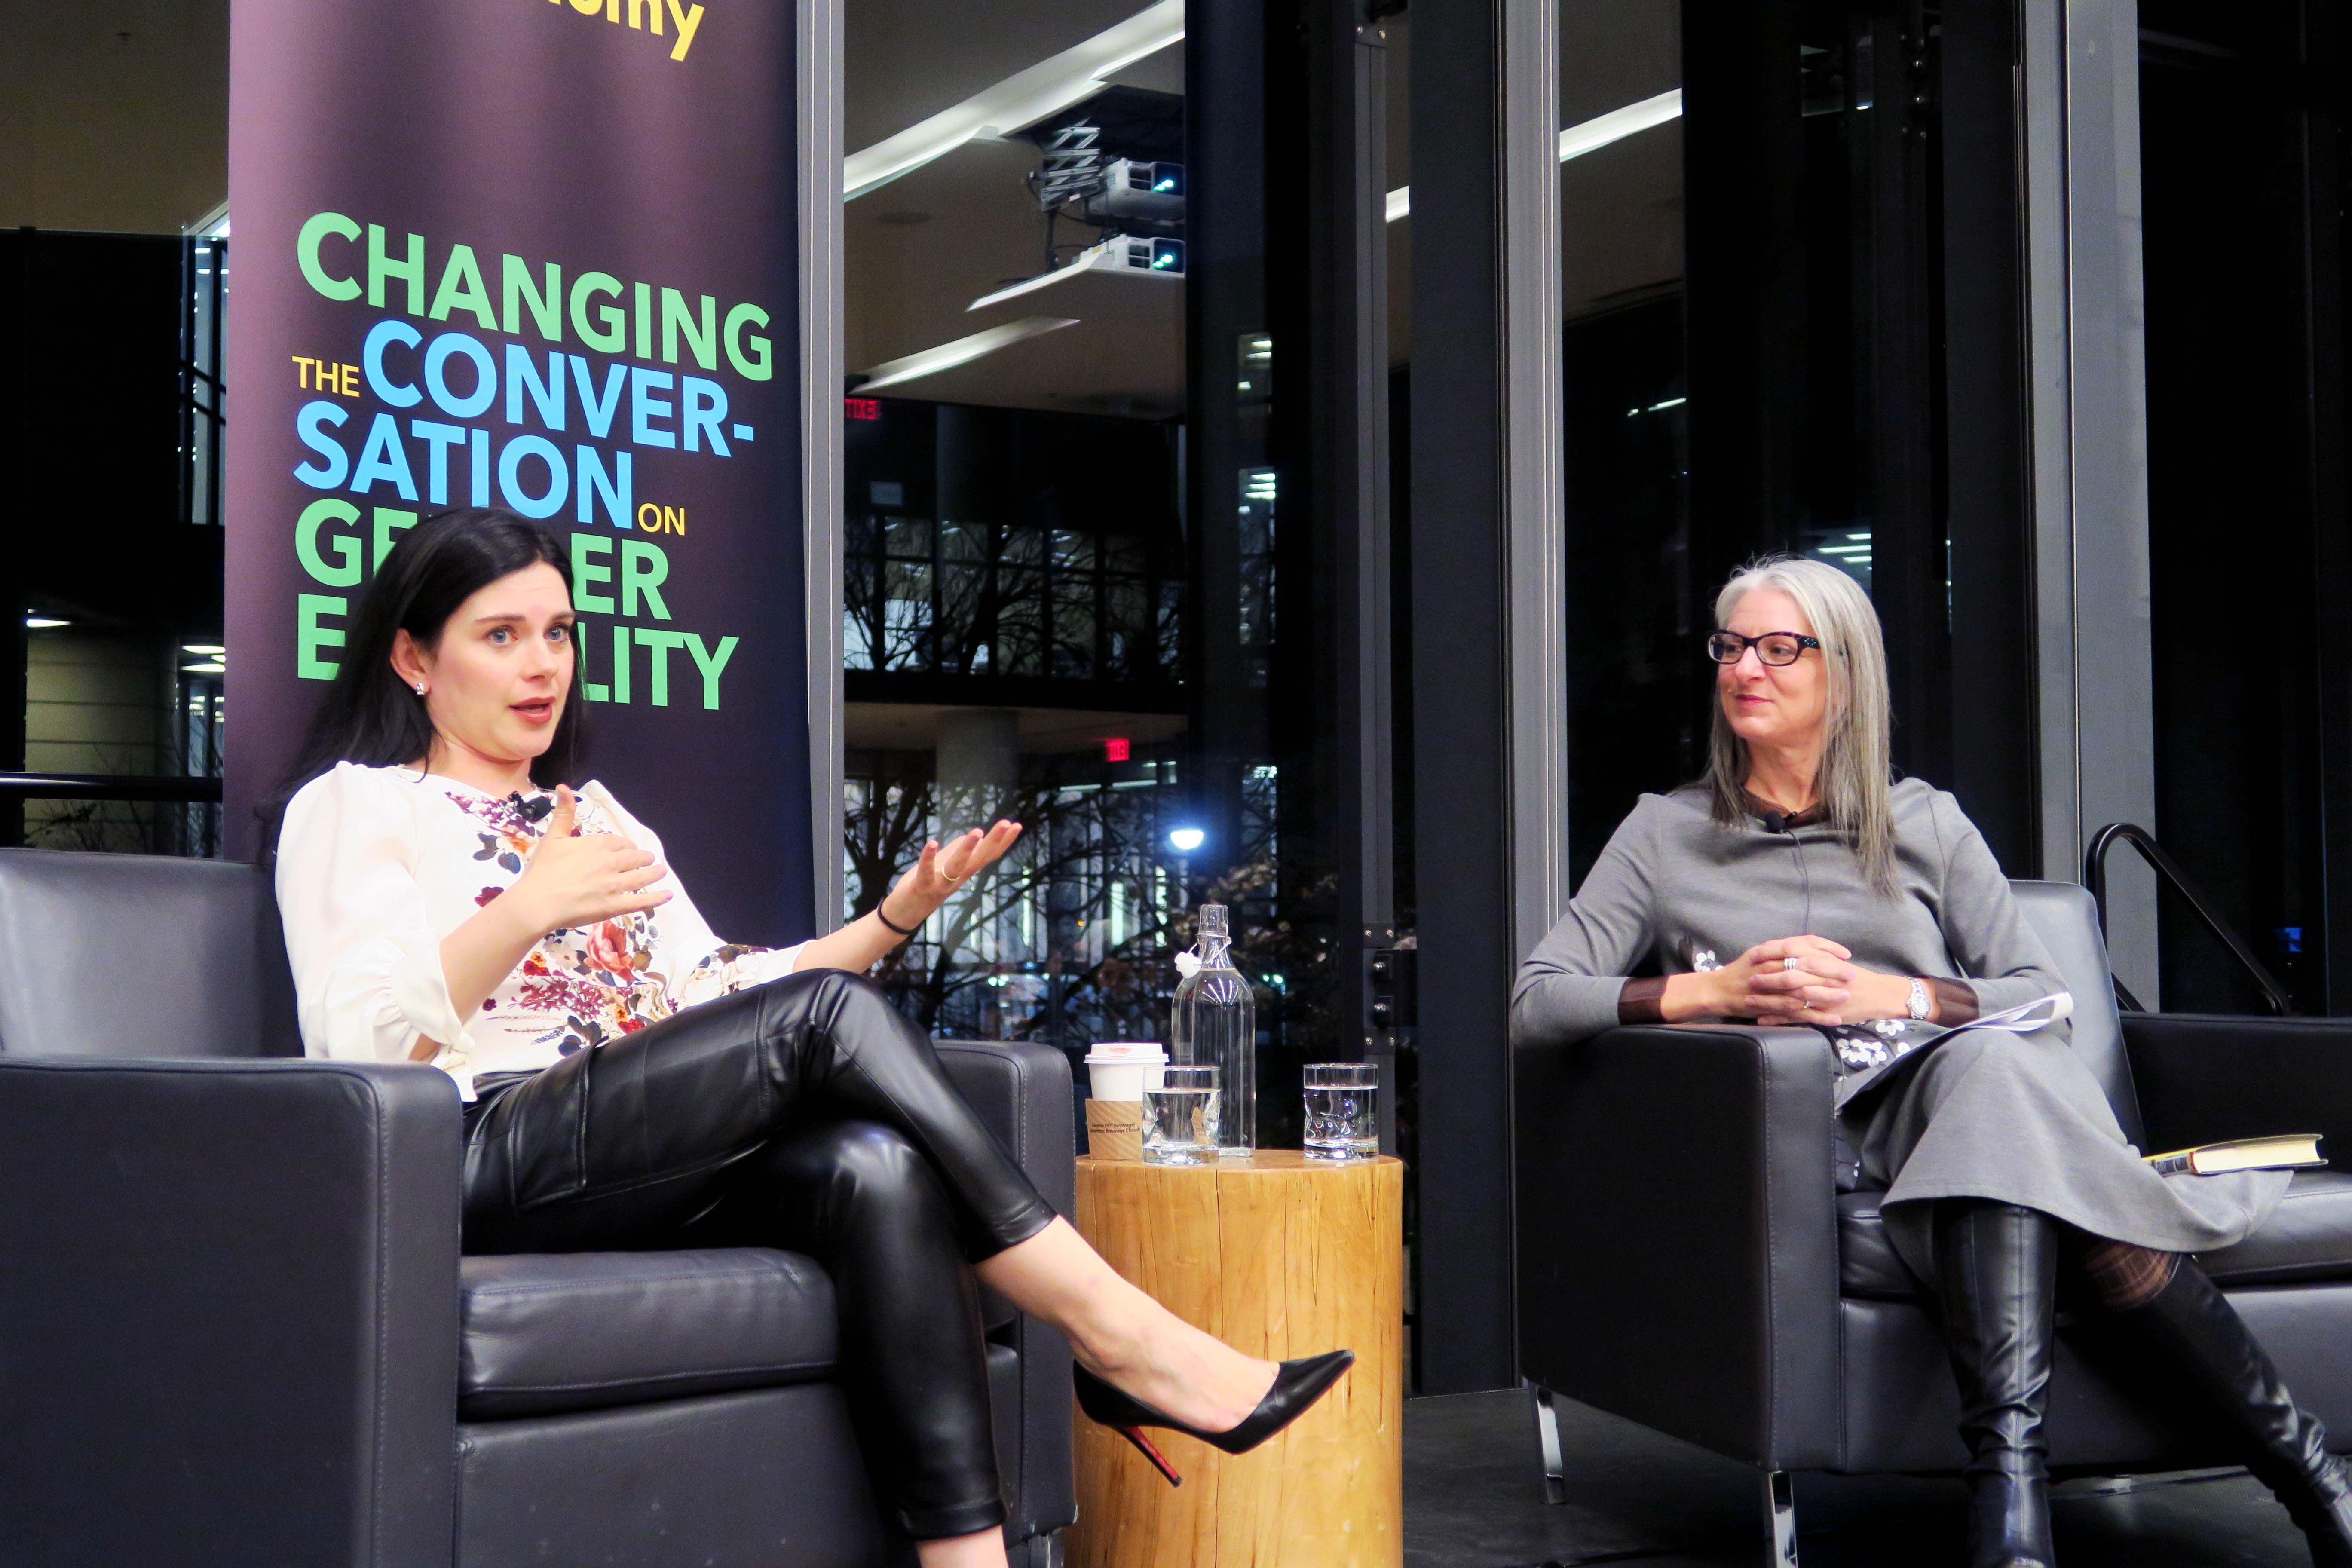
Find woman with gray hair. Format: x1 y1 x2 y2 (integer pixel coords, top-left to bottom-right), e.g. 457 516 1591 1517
1514 556 2349 1568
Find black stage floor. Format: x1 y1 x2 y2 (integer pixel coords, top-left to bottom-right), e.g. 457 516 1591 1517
1403 1389 2314 1567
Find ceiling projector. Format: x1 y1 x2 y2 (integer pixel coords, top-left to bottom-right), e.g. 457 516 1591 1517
1100 159 1185 221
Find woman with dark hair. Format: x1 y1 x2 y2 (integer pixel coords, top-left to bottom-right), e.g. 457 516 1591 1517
269 508 1351 1568
1515 557 2351 1568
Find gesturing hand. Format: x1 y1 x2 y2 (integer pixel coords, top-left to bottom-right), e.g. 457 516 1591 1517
880 820 1024 930
507 785 673 934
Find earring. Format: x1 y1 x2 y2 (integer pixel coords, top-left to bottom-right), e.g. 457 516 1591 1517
414 683 427 696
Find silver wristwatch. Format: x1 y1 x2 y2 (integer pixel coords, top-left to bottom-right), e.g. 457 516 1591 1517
1906 977 1931 1022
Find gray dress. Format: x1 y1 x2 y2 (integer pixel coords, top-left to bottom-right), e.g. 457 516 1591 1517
1512 779 2286 1286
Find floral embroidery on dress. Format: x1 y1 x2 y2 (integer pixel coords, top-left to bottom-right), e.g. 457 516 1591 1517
416 779 803 1075
444 786 676 1055
681 941 782 1003
448 790 543 875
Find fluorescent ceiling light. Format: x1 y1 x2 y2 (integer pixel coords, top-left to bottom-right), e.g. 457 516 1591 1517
25 616 69 629
855 317 1081 392
968 256 1106 313
182 643 226 655
1556 89 1684 162
845 0 1184 200
1386 88 1683 222
183 662 226 674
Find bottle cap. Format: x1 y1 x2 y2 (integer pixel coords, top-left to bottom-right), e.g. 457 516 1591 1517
1198 903 1228 938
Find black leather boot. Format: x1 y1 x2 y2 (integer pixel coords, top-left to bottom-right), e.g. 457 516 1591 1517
2103 1260 2352 1567
1934 1200 2060 1568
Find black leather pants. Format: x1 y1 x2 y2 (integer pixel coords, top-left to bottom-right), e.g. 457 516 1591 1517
459 968 1057 1540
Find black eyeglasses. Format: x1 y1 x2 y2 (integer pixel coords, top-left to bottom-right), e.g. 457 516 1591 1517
1705 630 1822 667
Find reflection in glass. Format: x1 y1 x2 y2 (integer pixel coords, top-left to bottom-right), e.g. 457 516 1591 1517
1558 0 1692 882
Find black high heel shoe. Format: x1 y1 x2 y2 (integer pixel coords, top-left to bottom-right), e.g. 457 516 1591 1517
1072 1351 1357 1487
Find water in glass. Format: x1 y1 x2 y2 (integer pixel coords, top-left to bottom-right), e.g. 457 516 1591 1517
1170 903 1256 1155
1302 1063 1378 1161
1142 1065 1220 1165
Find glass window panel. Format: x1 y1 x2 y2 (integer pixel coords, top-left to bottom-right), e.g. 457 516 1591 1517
1156 581 1185 680
844 557 882 670
1104 577 1149 680
1558 0 1690 882
940 520 987 560
1050 530 1095 573
995 567 1047 677
938 564 988 674
1050 575 1096 679
846 511 882 557
885 515 934 559
1102 536 1147 575
1002 526 1047 566
879 559 934 671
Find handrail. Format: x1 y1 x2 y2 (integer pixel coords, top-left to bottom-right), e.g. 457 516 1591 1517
2084 822 2294 1017
0 773 223 804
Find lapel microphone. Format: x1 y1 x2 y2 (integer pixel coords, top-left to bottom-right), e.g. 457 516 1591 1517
1762 807 1813 931
510 792 555 823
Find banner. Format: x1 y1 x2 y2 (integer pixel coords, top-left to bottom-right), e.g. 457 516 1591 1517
226 0 812 943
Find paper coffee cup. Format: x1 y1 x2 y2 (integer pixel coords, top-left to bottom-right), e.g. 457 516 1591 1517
1085 1099 1143 1161
1084 1041 1167 1103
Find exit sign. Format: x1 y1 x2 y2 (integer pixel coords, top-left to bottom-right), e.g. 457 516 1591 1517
1103 738 1131 762
845 398 880 421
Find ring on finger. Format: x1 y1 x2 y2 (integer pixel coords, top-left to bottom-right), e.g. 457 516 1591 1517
1783 956 1800 971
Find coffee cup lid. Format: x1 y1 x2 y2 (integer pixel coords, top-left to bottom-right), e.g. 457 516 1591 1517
1084 1041 1167 1063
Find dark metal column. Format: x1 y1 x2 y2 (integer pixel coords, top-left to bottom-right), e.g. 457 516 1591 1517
1940 0 2041 874
2300 5 2352 1014
1854 8 1951 790
1185 0 1267 876
0 230 30 844
1303 0 1397 1061
1409 0 1517 1394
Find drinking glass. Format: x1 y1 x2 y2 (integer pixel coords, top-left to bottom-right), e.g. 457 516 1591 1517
1142 1066 1221 1166
1302 1063 1379 1161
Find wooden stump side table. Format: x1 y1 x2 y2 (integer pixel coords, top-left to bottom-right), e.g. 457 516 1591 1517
1067 1152 1404 1568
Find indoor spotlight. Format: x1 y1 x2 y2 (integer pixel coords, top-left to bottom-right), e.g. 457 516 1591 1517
1168 827 1206 853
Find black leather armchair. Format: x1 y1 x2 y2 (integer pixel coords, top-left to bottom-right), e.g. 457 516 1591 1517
0 848 1076 1567
1516 879 2352 1561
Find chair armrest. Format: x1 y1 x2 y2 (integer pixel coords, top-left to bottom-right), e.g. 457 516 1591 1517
936 1038 1077 1541
1514 1023 1842 1470
937 1038 1077 1220
0 1057 461 1566
2124 1013 2352 1159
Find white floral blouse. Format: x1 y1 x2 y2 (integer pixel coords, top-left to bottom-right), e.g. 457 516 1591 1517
276 762 807 1098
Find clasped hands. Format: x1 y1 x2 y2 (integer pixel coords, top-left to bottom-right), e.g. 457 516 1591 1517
1670 936 1923 1027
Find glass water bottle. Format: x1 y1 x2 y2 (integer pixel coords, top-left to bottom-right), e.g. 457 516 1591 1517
1171 903 1256 1155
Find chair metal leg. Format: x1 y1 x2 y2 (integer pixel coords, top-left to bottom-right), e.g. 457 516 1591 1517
1764 1470 1800 1566
1531 1383 1568 1505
